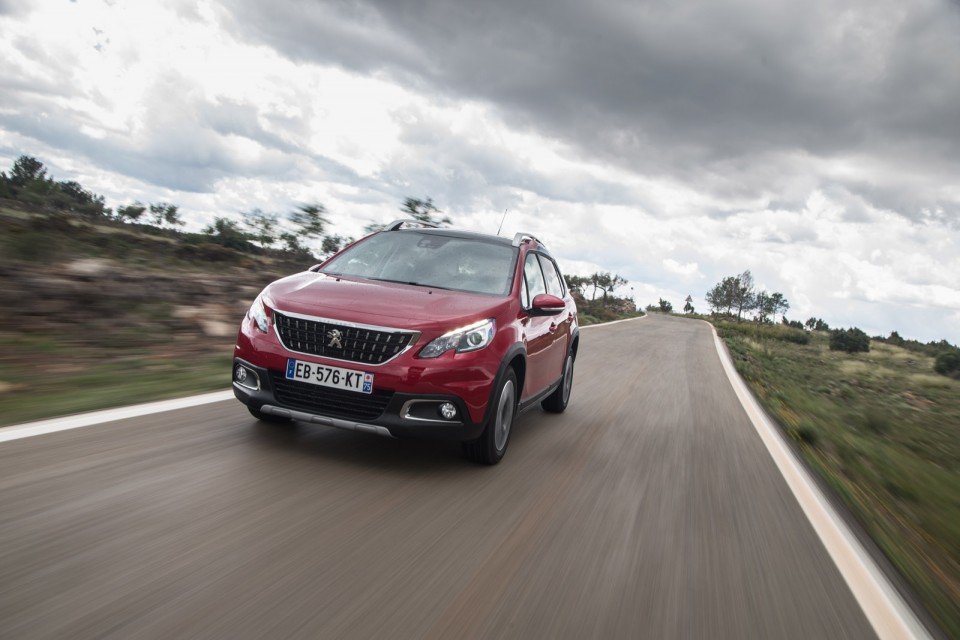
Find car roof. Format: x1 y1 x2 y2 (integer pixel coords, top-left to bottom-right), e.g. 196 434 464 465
386 225 552 256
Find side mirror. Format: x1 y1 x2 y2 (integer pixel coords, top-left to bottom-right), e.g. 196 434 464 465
530 293 566 316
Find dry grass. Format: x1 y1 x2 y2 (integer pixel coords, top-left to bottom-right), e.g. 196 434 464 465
714 321 960 637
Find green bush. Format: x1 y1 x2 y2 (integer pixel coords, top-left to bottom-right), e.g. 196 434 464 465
861 408 891 435
715 321 809 345
780 328 811 345
934 350 960 378
830 327 870 353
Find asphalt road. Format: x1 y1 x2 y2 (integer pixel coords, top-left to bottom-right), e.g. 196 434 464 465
0 314 877 639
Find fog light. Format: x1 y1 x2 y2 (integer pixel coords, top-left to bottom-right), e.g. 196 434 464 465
234 364 259 390
439 402 458 420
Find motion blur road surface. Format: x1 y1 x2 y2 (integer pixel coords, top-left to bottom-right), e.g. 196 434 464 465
0 314 876 639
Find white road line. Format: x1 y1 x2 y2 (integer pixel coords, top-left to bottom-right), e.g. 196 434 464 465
580 314 647 328
710 323 931 640
0 390 235 444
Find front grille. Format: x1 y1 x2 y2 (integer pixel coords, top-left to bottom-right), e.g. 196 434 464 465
274 312 417 365
269 372 393 421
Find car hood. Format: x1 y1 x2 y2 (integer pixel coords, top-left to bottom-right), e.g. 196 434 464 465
263 272 512 330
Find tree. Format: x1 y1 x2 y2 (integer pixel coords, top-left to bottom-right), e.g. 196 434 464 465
755 291 773 323
116 202 147 223
366 196 452 233
2 155 112 216
320 234 348 257
706 270 755 319
606 274 628 301
9 155 48 187
585 272 626 303
731 270 756 321
203 217 251 250
770 292 789 323
564 274 589 297
6 156 57 207
830 327 870 353
400 197 451 227
753 290 788 324
52 180 109 217
290 203 329 238
287 203 349 258
706 276 737 316
658 298 673 313
279 231 310 256
150 202 183 227
243 209 278 248
805 317 831 331
0 171 12 198
587 272 610 301
683 295 695 314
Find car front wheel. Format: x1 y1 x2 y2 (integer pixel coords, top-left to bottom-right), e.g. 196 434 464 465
463 368 517 465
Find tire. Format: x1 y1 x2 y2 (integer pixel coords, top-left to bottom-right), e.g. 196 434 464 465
248 405 293 423
463 369 518 465
541 351 574 413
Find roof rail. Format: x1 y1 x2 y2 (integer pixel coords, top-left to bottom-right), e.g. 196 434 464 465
512 232 545 249
385 219 440 231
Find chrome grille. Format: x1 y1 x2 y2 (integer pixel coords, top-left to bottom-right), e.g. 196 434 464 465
273 311 416 365
269 372 392 421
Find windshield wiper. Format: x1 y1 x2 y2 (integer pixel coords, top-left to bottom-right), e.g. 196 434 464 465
369 277 453 290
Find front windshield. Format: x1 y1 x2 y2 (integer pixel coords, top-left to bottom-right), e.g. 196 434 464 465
321 231 517 296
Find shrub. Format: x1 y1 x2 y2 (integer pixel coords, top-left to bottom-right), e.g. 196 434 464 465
6 228 52 261
934 350 960 378
715 321 809 345
780 328 810 345
176 242 243 263
861 408 891 435
793 423 819 447
830 327 870 353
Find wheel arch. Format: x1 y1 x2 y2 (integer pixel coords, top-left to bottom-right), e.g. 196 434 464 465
483 343 526 425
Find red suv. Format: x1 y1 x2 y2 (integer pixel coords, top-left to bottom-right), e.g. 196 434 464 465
232 220 579 464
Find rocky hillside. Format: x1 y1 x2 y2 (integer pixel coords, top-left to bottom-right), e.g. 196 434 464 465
0 206 313 360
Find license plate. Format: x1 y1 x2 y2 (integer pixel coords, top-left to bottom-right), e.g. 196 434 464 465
285 359 374 394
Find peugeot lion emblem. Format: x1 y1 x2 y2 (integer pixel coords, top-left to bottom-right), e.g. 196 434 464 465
326 329 344 349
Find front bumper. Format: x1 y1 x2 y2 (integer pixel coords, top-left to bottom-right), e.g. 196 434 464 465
232 358 488 441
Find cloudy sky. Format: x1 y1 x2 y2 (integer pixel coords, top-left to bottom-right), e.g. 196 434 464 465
2 0 959 343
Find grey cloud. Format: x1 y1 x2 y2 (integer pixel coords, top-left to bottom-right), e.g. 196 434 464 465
373 109 646 214
217 0 425 80
201 97 309 158
842 180 960 228
0 0 30 16
224 0 960 222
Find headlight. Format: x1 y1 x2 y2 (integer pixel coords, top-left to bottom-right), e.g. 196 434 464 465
248 293 269 333
418 319 496 358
